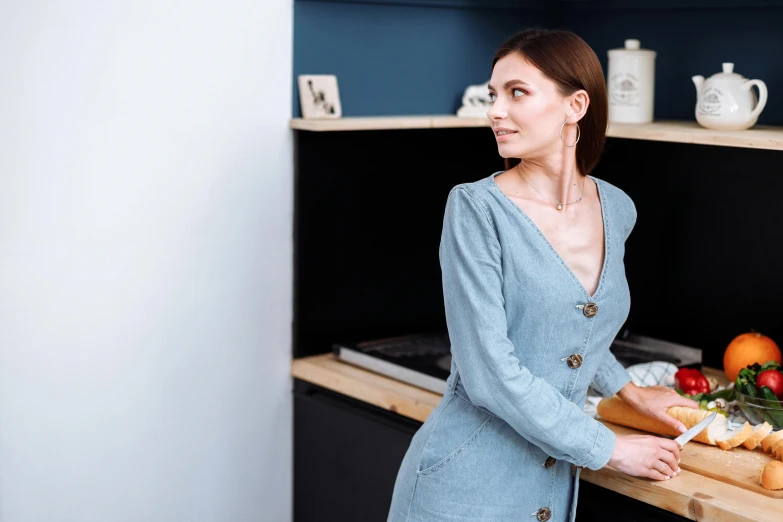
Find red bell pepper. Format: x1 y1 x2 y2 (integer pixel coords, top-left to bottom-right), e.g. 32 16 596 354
674 368 710 395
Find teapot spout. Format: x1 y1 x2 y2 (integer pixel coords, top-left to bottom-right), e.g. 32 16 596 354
692 75 705 93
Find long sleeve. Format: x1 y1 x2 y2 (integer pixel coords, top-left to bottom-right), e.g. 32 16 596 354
590 351 632 397
439 186 615 471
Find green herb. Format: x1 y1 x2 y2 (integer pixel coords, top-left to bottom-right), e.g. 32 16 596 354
682 388 735 403
737 366 758 387
708 387 735 402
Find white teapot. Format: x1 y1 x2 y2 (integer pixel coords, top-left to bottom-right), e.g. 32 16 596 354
692 63 767 130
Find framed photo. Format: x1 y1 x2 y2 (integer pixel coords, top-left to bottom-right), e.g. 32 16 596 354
298 74 342 119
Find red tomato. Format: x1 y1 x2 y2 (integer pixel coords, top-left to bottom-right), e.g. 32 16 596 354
757 369 783 399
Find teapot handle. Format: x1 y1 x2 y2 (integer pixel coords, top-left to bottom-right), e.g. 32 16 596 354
744 79 768 121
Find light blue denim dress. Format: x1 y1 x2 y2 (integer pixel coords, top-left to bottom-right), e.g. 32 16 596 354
387 172 636 522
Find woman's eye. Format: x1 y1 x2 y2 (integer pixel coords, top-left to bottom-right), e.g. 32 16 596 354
488 93 497 103
512 88 526 98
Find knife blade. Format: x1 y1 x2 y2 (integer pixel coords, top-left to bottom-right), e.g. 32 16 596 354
674 411 717 449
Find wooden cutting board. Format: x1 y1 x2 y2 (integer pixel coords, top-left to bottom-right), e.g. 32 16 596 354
600 420 783 499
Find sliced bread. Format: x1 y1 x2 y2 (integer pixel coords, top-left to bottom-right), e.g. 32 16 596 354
717 421 753 450
743 422 774 450
769 438 783 453
761 429 783 452
668 406 728 445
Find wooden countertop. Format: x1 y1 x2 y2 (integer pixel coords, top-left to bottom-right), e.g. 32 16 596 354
292 354 783 521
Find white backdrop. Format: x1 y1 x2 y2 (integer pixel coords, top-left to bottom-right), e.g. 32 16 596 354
0 1 293 520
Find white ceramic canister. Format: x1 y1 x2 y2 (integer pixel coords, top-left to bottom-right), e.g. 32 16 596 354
607 39 656 124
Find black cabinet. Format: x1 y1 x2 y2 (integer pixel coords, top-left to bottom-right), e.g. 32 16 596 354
293 379 689 522
293 379 421 522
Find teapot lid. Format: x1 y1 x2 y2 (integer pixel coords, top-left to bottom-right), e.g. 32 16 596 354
711 62 745 79
624 39 641 50
607 39 656 57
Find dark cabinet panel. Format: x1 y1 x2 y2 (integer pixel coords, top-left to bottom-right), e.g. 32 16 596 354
293 380 421 522
292 127 504 359
576 481 688 522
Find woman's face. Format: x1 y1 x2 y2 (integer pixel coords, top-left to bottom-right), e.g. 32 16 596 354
487 52 570 160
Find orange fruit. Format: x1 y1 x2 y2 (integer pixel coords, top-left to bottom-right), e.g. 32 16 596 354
723 332 782 382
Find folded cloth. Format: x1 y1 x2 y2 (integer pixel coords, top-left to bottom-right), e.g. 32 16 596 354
625 361 678 388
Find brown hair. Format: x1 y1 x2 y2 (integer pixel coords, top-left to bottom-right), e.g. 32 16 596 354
492 28 608 176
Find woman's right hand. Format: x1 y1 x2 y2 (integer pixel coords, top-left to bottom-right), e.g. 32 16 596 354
607 434 681 480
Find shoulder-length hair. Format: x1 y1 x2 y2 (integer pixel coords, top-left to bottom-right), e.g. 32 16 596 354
492 28 608 176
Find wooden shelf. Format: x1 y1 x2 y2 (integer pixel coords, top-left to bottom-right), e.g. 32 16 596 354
289 114 489 132
608 120 783 151
290 116 783 151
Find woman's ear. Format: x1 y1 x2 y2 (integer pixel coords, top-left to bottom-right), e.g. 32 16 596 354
565 89 590 123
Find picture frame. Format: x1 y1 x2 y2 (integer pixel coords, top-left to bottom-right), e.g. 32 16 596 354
297 74 342 119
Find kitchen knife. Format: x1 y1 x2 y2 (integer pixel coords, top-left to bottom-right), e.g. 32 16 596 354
674 411 717 449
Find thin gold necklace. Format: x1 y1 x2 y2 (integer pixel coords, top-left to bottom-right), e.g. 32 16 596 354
516 164 584 211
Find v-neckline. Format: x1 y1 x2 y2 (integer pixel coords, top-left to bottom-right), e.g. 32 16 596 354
489 171 610 301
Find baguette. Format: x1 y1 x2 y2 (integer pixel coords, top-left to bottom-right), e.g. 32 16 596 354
769 439 783 460
761 430 783 452
716 421 752 450
743 422 774 450
768 438 783 453
596 395 728 445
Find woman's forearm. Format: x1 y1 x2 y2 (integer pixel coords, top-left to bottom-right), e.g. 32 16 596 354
617 381 641 406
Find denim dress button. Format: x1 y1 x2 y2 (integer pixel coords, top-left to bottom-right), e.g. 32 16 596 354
583 302 598 317
536 507 552 521
566 354 583 369
544 456 557 468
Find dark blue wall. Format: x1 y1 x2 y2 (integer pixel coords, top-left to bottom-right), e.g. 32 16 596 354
293 1 783 125
562 7 783 125
292 1 558 116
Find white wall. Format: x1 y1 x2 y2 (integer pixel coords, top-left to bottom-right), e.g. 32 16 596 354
0 1 293 521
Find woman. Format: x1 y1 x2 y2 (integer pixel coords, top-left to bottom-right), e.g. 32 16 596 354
387 28 700 522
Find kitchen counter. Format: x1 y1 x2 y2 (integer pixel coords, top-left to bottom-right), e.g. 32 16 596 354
292 353 783 522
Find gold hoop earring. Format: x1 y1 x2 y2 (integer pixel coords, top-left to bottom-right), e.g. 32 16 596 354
560 120 580 148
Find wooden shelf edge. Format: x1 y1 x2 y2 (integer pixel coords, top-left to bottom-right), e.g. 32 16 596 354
290 116 783 150
608 121 783 151
580 466 782 521
289 115 490 132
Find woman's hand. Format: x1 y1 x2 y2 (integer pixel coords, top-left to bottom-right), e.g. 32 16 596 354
619 383 701 434
608 434 681 480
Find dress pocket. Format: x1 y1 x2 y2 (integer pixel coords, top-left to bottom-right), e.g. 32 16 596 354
417 392 494 477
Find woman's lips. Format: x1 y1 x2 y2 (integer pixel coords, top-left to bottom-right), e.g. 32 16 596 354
495 130 518 142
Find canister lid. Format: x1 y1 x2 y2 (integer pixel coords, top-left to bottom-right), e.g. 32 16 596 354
608 39 656 57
